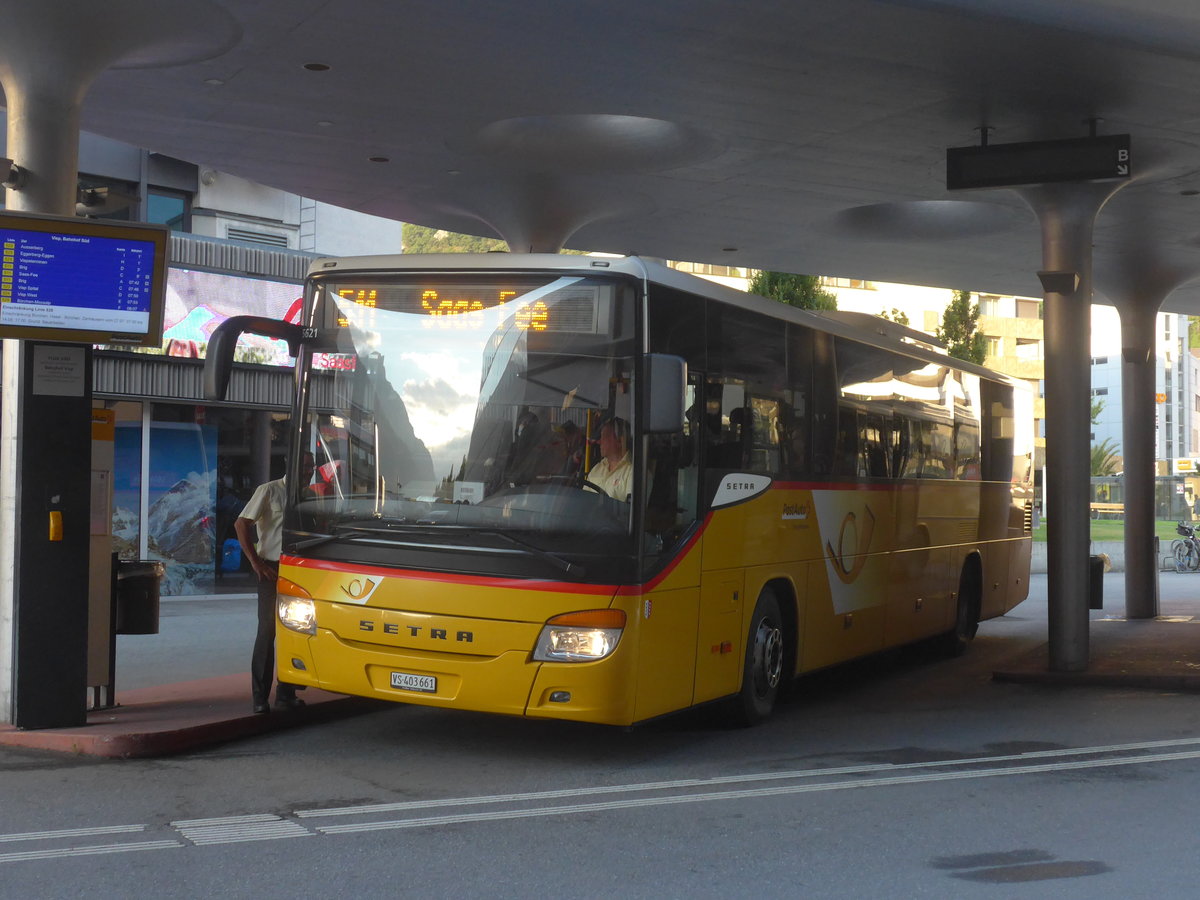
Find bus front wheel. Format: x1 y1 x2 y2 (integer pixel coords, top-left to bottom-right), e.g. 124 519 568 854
731 588 785 726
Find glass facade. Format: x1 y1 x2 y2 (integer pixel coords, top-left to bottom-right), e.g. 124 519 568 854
102 384 290 597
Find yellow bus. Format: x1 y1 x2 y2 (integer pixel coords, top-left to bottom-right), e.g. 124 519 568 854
206 254 1034 726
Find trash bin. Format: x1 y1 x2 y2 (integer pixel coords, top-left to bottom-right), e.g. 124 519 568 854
1088 554 1105 610
115 559 164 635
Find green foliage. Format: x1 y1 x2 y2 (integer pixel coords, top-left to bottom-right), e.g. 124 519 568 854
1189 316 1200 350
747 271 837 310
1030 518 1180 543
234 346 276 365
1090 437 1121 476
936 289 986 364
401 223 588 255
1090 397 1106 425
880 307 909 325
402 224 507 254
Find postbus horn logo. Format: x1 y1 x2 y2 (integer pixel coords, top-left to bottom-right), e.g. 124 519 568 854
341 576 381 605
827 505 875 584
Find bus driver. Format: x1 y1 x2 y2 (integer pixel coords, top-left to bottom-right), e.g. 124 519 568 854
587 416 632 501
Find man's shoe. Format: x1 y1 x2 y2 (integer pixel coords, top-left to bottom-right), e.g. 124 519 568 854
252 702 270 715
274 696 306 711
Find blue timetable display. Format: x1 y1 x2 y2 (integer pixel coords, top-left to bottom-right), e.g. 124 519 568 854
0 212 168 346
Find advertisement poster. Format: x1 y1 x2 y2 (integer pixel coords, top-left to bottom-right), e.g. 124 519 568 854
159 267 302 366
113 421 218 596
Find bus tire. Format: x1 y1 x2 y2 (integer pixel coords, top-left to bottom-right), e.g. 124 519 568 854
731 588 785 726
938 558 981 657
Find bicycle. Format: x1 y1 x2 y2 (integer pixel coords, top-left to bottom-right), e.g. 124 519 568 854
1172 522 1200 572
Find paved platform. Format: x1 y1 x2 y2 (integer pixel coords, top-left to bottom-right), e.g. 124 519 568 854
0 674 387 758
993 614 1200 691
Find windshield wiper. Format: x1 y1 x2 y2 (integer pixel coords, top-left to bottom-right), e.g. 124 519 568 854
289 522 585 577
470 528 585 578
290 524 387 552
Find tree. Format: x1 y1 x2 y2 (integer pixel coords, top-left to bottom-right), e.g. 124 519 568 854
880 307 909 325
1091 437 1121 476
1091 397 1105 425
401 223 588 255
747 271 837 310
936 289 986 364
402 224 507 254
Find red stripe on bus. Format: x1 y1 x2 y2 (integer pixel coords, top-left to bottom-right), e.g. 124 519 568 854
282 555 618 595
616 511 715 595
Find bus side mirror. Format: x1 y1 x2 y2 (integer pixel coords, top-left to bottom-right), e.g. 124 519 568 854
644 353 687 434
203 315 305 400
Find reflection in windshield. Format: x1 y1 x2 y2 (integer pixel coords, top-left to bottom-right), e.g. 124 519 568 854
297 275 637 543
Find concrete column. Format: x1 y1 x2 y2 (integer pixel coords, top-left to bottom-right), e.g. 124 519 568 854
0 0 238 725
0 26 100 727
1117 301 1160 618
1019 182 1125 672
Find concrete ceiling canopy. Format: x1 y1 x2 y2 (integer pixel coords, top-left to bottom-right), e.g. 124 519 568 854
453 114 720 175
830 200 1030 242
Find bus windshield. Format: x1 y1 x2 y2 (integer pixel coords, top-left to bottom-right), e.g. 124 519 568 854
295 273 638 547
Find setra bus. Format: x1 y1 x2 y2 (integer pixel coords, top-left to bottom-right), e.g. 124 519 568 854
205 254 1034 726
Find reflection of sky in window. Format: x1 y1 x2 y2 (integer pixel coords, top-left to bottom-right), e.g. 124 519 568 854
334 297 515 476
332 277 580 478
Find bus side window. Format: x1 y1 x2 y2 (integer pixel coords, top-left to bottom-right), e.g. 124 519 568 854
747 396 782 474
891 414 911 478
832 406 859 477
808 331 836 477
644 381 700 565
859 412 889 478
705 380 747 470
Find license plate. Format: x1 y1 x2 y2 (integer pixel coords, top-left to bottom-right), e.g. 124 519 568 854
390 671 437 693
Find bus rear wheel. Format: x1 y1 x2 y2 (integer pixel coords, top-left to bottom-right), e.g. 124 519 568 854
731 588 785 726
938 560 981 658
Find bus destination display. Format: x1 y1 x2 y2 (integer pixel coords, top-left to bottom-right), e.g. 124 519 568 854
0 227 156 335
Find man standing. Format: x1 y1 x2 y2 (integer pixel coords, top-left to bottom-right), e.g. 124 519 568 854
235 451 315 714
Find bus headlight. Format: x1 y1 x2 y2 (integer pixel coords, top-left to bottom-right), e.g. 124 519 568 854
532 609 625 662
277 577 316 635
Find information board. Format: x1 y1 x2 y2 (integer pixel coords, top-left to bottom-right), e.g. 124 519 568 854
0 211 168 346
946 135 1131 190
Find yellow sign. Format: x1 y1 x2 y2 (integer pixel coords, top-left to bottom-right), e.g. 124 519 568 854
1156 393 1168 403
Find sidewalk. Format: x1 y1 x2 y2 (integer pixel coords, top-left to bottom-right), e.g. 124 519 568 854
993 572 1200 690
0 593 388 759
0 675 386 758
992 617 1200 690
2 573 1200 759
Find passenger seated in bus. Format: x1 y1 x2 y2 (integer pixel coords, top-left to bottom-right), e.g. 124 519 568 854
586 416 633 501
505 408 549 484
552 420 585 478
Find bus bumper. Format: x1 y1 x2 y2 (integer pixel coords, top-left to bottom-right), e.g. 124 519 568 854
275 622 638 726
